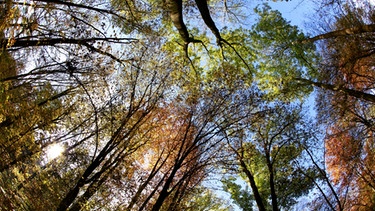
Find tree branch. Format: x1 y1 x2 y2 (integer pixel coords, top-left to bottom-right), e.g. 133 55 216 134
302 24 375 43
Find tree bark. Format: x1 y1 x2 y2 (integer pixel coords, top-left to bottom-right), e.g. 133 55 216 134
56 155 105 211
194 0 222 42
68 171 109 211
165 0 190 43
265 152 279 211
150 165 179 211
239 158 266 211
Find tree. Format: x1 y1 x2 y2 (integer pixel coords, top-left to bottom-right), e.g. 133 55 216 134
180 186 230 211
248 3 375 103
312 1 375 210
247 4 318 101
5 0 375 210
0 18 76 209
0 1 164 209
222 177 254 211
55 40 174 210
225 103 318 211
146 83 252 211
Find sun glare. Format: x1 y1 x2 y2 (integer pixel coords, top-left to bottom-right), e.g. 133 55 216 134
46 143 65 160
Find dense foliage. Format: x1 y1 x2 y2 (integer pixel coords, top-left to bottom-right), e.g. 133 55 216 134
1 0 374 210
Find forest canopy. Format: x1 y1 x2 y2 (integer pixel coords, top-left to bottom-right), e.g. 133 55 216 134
1 0 375 210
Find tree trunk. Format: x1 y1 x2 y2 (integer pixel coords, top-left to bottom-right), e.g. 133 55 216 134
150 171 176 211
56 156 107 211
239 158 266 211
56 108 145 210
127 155 166 211
68 172 109 211
265 153 279 211
194 0 221 41
295 77 375 103
151 158 186 211
302 24 375 43
165 0 190 42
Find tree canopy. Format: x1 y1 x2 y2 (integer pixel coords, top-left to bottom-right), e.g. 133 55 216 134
1 0 375 210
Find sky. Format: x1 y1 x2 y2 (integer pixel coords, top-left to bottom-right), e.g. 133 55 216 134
268 0 375 28
267 0 315 28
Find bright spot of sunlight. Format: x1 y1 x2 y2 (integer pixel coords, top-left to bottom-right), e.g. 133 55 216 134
46 143 65 160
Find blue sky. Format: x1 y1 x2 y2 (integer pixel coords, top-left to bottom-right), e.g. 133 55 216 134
267 0 316 28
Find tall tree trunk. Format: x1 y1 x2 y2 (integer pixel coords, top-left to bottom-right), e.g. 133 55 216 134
127 153 167 211
69 172 109 211
56 157 105 211
165 0 190 42
239 158 266 211
265 153 279 211
194 0 222 41
303 146 343 211
56 106 151 210
150 166 179 211
56 116 132 210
